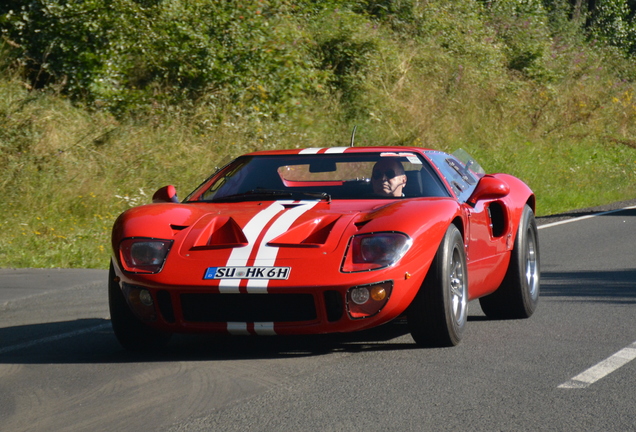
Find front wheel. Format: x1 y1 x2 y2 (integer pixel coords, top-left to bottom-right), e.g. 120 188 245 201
479 204 540 319
108 262 172 351
407 225 468 347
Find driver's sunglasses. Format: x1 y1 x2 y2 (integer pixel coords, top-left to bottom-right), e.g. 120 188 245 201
372 169 399 180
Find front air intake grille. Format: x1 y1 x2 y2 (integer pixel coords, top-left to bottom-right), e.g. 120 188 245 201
157 290 175 323
324 290 343 322
180 293 317 323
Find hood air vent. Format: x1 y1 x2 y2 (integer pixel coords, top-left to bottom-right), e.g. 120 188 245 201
267 215 341 248
190 216 248 250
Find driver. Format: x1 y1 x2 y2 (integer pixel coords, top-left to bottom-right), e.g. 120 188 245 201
371 158 407 197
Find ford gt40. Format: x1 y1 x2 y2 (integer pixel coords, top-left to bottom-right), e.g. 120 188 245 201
109 146 540 350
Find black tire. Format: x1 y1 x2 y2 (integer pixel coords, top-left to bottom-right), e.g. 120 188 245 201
108 262 172 351
408 225 468 347
479 205 540 319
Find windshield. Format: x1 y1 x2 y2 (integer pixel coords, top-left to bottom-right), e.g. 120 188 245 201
187 152 450 202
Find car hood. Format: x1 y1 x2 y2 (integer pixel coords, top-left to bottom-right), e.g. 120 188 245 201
179 200 358 259
112 197 457 263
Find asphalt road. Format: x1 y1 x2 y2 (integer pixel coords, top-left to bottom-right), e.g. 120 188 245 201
1 201 635 432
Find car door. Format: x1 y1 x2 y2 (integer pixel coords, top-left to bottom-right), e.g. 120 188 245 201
425 152 509 296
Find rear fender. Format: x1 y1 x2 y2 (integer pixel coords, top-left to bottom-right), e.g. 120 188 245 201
493 174 535 244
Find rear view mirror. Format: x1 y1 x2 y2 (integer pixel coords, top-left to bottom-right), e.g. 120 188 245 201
309 160 337 173
152 185 179 203
467 175 509 206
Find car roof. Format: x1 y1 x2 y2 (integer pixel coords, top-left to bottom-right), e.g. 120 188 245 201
245 146 438 156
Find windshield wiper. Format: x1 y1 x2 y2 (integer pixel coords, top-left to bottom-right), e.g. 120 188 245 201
299 191 331 202
211 188 292 202
212 188 331 203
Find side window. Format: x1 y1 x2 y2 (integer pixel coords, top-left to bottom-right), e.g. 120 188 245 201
425 152 477 202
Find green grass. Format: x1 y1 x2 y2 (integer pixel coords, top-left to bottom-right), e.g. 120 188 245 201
2 98 635 269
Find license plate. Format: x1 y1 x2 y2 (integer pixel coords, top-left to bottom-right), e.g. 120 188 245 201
204 266 291 280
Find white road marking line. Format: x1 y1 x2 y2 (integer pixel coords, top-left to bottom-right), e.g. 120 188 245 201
536 204 636 388
538 204 636 230
0 323 111 355
558 341 636 388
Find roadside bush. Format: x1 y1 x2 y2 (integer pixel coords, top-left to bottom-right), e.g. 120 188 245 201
588 0 636 55
308 8 381 114
0 1 331 117
0 1 134 97
486 0 554 80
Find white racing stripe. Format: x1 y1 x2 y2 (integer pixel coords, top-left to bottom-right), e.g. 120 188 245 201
227 322 250 335
227 322 275 336
218 200 319 335
247 201 318 293
299 147 348 154
218 201 317 293
324 147 348 153
218 202 285 293
254 322 276 335
559 341 636 388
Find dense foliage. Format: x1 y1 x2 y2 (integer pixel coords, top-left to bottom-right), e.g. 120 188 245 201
2 0 636 117
1 0 636 267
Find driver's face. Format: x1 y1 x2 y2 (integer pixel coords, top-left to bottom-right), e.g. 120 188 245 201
372 161 406 197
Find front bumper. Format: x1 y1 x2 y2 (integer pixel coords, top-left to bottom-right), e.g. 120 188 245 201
112 264 422 336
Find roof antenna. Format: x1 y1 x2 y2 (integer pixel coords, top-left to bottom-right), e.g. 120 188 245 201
349 125 357 147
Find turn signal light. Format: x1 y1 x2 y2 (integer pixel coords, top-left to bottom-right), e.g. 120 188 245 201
122 283 157 321
346 281 393 319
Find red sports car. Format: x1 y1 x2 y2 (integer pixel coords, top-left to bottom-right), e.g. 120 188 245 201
109 146 539 350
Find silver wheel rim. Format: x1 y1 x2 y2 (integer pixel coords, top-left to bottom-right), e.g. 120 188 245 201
450 246 468 326
525 226 539 300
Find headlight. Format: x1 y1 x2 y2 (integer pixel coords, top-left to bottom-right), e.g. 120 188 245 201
341 232 411 272
119 238 173 273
